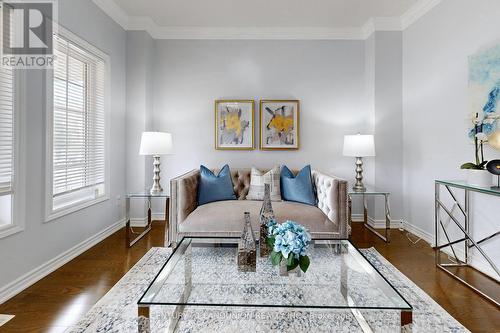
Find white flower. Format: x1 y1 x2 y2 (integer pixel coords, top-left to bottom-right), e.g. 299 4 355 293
475 133 488 141
471 112 484 125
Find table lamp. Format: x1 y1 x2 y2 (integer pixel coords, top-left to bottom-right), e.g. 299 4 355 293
343 134 375 192
139 132 173 194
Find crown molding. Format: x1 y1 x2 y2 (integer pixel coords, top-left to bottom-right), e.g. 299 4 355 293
147 26 365 40
92 0 129 28
401 0 442 30
92 0 441 40
361 17 402 39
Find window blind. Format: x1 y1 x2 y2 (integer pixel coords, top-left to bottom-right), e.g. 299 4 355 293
52 34 106 200
0 2 14 195
0 61 13 195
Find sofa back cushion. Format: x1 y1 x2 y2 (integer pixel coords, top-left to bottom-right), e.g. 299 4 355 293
246 166 281 201
197 165 237 205
280 165 317 206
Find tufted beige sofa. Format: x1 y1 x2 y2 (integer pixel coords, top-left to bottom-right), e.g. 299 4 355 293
167 168 348 247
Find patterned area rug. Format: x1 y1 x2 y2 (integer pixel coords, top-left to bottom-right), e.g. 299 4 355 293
66 247 468 333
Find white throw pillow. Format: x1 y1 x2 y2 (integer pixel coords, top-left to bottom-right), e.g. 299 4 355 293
247 166 281 201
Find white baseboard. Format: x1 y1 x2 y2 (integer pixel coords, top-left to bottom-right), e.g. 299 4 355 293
130 213 165 227
0 218 126 305
402 221 434 245
351 214 404 229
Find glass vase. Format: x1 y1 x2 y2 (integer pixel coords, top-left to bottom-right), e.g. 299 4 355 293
259 183 274 257
238 212 256 272
279 259 302 277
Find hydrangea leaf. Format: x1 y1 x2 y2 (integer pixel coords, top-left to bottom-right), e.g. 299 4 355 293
287 258 299 271
271 251 282 266
299 255 310 273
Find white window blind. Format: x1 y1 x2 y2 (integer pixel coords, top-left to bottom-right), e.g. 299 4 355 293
52 34 106 208
0 59 14 195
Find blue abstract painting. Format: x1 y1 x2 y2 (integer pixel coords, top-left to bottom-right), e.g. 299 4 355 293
469 44 500 138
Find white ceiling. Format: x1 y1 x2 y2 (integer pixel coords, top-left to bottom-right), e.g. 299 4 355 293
111 0 418 28
93 0 441 39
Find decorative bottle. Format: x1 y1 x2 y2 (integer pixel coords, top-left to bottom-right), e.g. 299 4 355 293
259 183 275 257
238 212 256 272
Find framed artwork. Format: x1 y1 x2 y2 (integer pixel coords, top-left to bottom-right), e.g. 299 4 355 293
260 100 300 150
215 100 255 150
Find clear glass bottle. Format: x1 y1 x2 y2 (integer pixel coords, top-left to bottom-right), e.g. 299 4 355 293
238 212 256 272
259 183 275 257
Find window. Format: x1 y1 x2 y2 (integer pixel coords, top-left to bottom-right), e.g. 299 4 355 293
0 57 14 228
0 2 25 238
46 30 109 220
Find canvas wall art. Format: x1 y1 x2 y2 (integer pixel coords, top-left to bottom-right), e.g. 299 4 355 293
215 100 254 150
260 100 299 150
468 43 500 141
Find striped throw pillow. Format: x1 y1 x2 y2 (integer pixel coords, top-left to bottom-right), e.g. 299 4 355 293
247 166 281 201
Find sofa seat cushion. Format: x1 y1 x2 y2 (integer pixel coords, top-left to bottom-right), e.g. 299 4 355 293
178 200 338 237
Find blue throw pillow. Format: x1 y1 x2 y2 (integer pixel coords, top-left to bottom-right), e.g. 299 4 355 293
280 165 317 206
197 164 237 205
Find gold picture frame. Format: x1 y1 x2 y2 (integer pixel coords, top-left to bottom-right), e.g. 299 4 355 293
215 100 255 150
260 100 300 150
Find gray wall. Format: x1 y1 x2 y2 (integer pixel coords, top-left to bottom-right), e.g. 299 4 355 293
373 32 403 221
403 0 500 277
126 31 155 219
0 0 126 289
151 39 375 190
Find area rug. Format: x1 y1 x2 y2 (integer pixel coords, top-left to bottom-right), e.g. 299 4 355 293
0 314 14 327
66 247 468 333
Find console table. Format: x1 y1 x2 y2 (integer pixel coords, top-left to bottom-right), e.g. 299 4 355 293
125 192 169 247
434 180 500 306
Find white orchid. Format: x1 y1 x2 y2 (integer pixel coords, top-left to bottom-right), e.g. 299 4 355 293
470 112 485 125
475 132 488 142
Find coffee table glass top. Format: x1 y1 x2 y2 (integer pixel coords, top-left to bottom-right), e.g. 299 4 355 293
138 238 411 310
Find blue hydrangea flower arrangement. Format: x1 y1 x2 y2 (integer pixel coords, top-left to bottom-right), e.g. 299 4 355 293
266 219 311 273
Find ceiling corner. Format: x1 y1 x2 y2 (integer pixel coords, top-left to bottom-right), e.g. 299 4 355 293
92 0 130 30
401 0 442 30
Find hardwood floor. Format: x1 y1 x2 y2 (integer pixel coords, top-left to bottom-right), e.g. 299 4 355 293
0 221 498 332
0 222 165 333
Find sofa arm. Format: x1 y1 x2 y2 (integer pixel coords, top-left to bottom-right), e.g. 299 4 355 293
169 169 199 246
311 170 348 239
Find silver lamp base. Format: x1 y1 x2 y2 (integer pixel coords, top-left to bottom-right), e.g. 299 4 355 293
352 156 366 192
150 155 163 195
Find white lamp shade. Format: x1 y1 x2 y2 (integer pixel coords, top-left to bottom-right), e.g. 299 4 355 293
343 134 375 157
139 132 173 155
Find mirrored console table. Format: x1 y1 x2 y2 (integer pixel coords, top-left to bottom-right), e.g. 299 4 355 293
434 180 500 306
126 192 169 248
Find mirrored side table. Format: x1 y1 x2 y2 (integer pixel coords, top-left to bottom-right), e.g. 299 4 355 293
126 192 170 248
348 188 391 243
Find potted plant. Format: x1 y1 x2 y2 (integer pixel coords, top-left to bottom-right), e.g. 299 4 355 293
461 112 495 187
266 220 311 276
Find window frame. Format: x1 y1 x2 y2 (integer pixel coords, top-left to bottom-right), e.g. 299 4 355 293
45 25 110 223
0 69 26 239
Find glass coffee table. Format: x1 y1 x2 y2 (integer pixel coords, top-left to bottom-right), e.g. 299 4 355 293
137 238 412 333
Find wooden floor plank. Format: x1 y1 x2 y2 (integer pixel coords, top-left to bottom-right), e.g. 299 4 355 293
0 221 498 332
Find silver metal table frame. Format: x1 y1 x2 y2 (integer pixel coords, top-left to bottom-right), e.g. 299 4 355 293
434 180 500 307
348 190 392 243
126 193 170 248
